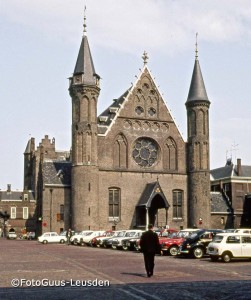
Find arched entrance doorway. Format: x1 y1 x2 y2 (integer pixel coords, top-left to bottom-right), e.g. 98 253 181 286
136 181 170 229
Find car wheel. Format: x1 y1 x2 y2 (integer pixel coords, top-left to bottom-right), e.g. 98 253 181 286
122 245 129 251
222 252 232 263
73 238 78 245
43 240 48 244
210 256 219 262
169 246 179 256
193 247 204 259
60 239 65 244
111 245 117 250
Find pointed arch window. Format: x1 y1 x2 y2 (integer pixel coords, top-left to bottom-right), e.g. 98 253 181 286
108 188 120 218
172 190 183 219
164 137 178 170
114 134 128 168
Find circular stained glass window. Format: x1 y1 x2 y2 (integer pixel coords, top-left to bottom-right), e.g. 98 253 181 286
132 138 158 167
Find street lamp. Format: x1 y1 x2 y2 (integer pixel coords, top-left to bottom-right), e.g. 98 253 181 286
49 189 53 232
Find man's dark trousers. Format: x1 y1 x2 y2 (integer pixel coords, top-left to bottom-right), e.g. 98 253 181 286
143 252 155 276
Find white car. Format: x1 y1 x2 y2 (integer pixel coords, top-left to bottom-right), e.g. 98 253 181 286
207 233 251 262
38 232 67 244
111 230 143 249
80 231 106 245
70 231 93 245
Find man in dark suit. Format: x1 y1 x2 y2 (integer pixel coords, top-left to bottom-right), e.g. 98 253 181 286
140 224 161 277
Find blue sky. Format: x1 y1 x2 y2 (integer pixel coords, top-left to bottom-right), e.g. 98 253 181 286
1 0 251 190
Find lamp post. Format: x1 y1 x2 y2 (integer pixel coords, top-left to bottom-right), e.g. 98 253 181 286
49 189 53 232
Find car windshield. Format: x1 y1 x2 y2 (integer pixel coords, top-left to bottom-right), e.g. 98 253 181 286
212 235 224 243
117 232 125 237
125 232 137 237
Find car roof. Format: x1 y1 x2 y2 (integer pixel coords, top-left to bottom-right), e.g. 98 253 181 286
215 232 251 236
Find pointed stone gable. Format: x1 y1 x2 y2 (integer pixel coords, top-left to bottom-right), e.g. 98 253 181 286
98 66 183 141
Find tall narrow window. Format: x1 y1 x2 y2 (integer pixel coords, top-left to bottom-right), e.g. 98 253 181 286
60 205 64 221
23 207 29 219
173 190 183 219
11 207 16 219
109 188 120 218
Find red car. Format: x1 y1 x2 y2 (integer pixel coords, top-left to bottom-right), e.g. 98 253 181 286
135 228 178 252
161 229 200 256
91 231 114 247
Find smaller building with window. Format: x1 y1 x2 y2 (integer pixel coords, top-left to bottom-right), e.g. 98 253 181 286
0 185 36 237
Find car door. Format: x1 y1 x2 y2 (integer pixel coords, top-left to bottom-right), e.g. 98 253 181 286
226 235 242 257
241 236 251 257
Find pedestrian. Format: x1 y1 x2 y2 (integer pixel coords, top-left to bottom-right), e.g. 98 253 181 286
66 228 72 245
140 224 161 277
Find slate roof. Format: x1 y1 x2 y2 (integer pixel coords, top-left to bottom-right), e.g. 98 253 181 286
0 190 35 201
186 59 210 103
73 35 100 85
137 181 169 208
211 163 251 180
97 88 131 134
211 192 232 213
43 160 71 186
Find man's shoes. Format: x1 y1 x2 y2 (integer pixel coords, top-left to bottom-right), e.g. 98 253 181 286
147 272 152 277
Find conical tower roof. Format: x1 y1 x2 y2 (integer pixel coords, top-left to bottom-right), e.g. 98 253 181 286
186 59 209 103
73 34 100 85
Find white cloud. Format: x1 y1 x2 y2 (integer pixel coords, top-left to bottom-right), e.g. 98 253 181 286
2 0 251 54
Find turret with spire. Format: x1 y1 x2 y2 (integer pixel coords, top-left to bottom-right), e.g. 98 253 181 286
69 8 100 231
186 33 211 228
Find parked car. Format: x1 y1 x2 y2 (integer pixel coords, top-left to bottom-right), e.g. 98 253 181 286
179 229 224 258
160 229 200 256
38 232 67 244
7 228 17 240
207 233 251 262
79 231 106 246
102 231 127 248
70 231 93 245
111 230 143 250
234 229 251 234
91 231 114 247
122 231 143 250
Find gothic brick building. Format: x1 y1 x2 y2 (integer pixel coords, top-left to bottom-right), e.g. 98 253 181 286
23 22 212 235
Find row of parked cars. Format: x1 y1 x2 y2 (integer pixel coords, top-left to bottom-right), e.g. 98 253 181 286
37 228 251 263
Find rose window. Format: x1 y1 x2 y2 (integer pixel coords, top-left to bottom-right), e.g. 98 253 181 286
132 138 158 167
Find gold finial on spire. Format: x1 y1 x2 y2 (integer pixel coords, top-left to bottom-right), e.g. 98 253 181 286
195 32 198 60
142 51 149 66
83 6 87 36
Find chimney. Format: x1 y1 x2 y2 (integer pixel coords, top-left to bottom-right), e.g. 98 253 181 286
7 184 11 193
237 158 242 176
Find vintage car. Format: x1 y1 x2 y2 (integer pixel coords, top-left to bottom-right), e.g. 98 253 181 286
91 231 115 247
111 230 143 250
160 229 200 256
121 231 143 250
7 228 17 240
38 232 67 244
79 231 106 246
70 230 93 245
178 229 224 258
207 233 251 262
102 231 127 248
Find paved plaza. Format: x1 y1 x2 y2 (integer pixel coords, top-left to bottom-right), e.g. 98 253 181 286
0 239 251 299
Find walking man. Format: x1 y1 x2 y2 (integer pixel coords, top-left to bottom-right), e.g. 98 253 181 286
140 224 161 277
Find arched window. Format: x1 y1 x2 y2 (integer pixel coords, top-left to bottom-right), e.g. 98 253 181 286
164 137 177 170
108 188 120 218
114 134 128 168
172 190 183 219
